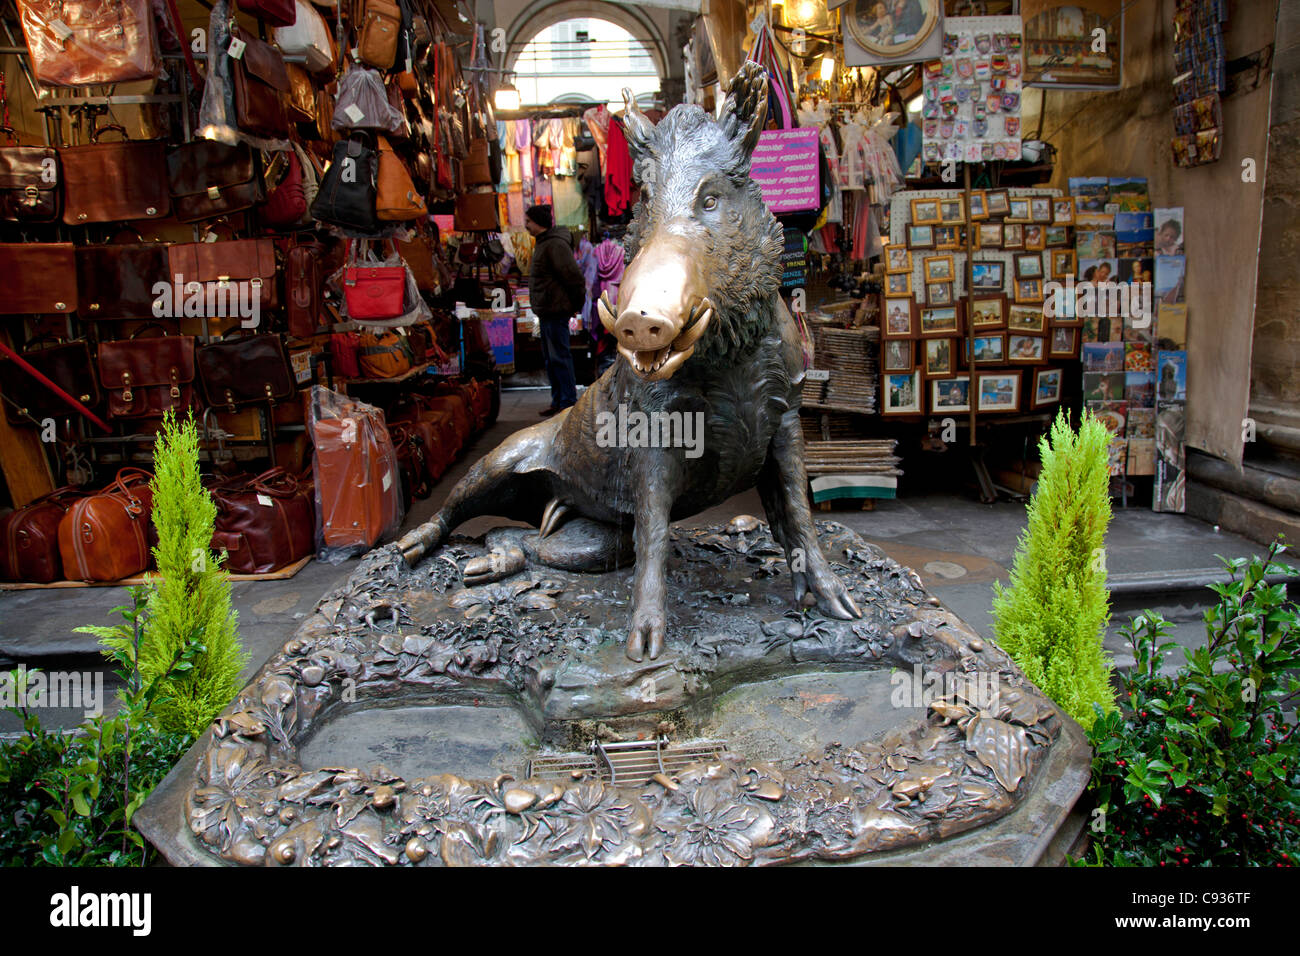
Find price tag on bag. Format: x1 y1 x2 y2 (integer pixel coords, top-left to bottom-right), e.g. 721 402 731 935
49 19 75 42
228 35 247 59
256 494 274 507
343 104 365 125
806 369 830 381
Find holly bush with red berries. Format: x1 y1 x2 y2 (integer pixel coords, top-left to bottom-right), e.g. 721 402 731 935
1079 541 1299 866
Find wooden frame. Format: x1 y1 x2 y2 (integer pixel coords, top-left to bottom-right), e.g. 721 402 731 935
976 222 1004 249
976 370 1022 414
1014 252 1044 279
1007 333 1048 364
971 332 1007 365
969 293 1007 330
970 259 1004 292
968 189 989 221
934 225 963 250
1002 223 1024 249
1052 198 1075 225
910 197 943 225
882 297 918 339
884 270 912 296
1014 276 1044 303
1050 249 1077 279
884 244 912 274
907 224 935 249
1030 196 1054 224
1007 303 1047 334
881 370 923 416
920 304 961 338
922 254 956 283
930 374 971 414
1045 225 1071 247
1006 197 1033 223
882 338 915 373
1032 367 1064 408
938 195 966 224
925 281 953 306
1048 325 1080 358
1023 224 1046 251
985 189 1010 217
923 337 956 376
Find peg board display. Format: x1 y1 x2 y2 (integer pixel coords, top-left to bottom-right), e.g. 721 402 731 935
921 16 1026 165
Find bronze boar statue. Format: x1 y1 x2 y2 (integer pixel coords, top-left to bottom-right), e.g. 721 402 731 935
396 61 861 661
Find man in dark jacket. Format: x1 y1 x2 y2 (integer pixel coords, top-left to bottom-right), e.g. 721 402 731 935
525 204 584 415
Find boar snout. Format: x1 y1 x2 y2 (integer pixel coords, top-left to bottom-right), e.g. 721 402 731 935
599 234 714 381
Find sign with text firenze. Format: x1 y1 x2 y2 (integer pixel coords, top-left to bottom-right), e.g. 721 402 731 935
751 128 821 214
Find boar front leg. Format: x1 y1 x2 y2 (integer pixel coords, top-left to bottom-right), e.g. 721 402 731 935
758 410 861 621
626 451 676 662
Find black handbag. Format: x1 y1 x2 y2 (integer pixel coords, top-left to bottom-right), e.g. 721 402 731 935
197 333 296 412
167 140 265 223
310 135 379 233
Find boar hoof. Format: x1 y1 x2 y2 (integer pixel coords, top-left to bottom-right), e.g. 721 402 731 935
626 614 666 662
795 568 862 621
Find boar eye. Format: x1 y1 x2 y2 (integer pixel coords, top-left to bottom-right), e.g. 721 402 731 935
702 195 719 211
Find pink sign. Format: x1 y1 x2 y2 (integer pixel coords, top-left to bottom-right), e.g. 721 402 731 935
750 128 821 214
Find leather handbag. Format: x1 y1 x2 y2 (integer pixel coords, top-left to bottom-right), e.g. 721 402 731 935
344 266 406 321
0 487 85 583
397 229 450 295
16 0 162 87
59 125 169 224
357 0 402 70
57 468 155 582
375 135 427 221
167 139 264 223
311 135 379 232
75 242 170 318
358 329 414 378
167 237 279 311
309 391 402 552
230 26 290 139
0 337 100 425
285 237 325 337
263 149 308 228
463 138 492 186
274 0 333 73
0 127 60 222
454 190 500 231
328 332 361 378
198 333 296 411
97 329 198 419
389 421 432 502
0 243 77 313
210 467 315 573
285 64 316 123
237 0 296 26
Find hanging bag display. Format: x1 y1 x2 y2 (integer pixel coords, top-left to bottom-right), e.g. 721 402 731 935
97 326 198 419
16 0 162 87
311 134 379 232
0 242 78 313
356 0 402 70
197 332 296 411
75 239 170 318
0 126 60 222
331 67 404 134
57 468 155 582
166 139 264 223
375 135 427 221
167 231 279 310
263 148 309 228
229 24 291 139
342 240 406 320
59 124 169 224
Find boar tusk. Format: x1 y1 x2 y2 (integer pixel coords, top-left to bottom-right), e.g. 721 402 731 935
598 292 618 333
672 305 712 352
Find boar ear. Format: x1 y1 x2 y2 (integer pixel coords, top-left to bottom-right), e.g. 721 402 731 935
721 61 768 158
622 87 654 162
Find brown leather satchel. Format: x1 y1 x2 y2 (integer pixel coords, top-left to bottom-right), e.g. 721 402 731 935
396 229 449 294
0 336 100 425
0 126 60 222
376 135 427 221
60 125 169 224
357 0 401 69
98 329 198 419
453 190 500 231
284 237 325 338
0 487 85 583
75 242 169 318
286 63 316 123
167 237 279 311
167 140 264 223
58 468 155 582
210 467 315 573
16 0 162 88
197 333 296 411
0 242 77 313
462 138 492 186
230 26 291 139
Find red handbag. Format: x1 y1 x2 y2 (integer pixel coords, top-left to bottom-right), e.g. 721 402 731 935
329 332 361 379
343 242 406 320
263 149 306 229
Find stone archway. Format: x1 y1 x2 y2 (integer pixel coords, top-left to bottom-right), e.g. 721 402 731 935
502 0 670 84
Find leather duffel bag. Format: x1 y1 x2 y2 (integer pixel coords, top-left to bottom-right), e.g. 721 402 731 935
0 486 85 582
167 140 264 223
57 468 155 582
210 467 315 574
358 328 414 379
0 242 77 314
98 329 198 419
59 125 169 224
198 333 296 411
0 337 100 425
0 126 60 222
75 241 170 318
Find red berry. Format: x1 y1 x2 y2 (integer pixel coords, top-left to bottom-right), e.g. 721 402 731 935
1182 857 1189 865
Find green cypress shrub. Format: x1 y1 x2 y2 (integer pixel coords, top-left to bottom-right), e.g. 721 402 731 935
98 410 247 735
991 409 1117 729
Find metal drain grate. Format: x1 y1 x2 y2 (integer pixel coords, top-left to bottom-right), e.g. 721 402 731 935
528 738 729 786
